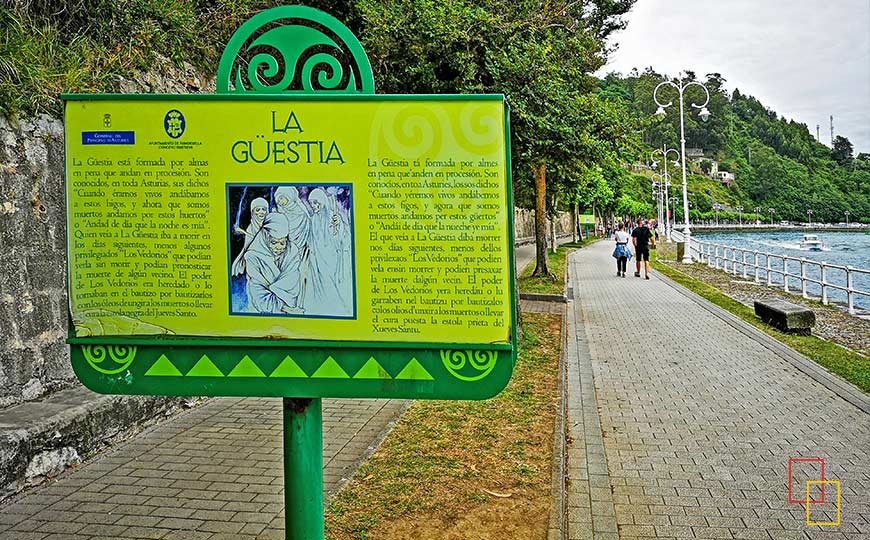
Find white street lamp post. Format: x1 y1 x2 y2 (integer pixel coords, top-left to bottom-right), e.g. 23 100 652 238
651 145 680 242
754 206 761 225
654 73 711 263
769 207 775 225
807 209 813 227
845 210 850 227
713 202 720 226
652 174 666 235
736 205 743 226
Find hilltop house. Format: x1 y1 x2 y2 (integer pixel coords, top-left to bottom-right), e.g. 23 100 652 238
685 147 705 160
717 171 735 187
685 148 736 186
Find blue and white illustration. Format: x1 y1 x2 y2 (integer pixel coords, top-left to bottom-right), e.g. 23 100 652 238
228 184 355 319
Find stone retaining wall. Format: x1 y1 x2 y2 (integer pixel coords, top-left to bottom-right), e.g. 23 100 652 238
0 114 69 408
514 208 574 241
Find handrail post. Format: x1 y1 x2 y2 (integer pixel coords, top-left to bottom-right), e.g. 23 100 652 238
847 267 855 315
753 252 760 282
714 245 720 270
766 254 772 286
783 258 789 292
742 250 748 279
800 258 807 298
733 248 738 276
821 263 828 305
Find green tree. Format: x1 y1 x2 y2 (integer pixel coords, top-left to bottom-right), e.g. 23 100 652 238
358 0 638 277
832 135 854 167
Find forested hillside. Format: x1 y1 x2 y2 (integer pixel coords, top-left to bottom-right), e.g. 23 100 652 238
600 69 870 224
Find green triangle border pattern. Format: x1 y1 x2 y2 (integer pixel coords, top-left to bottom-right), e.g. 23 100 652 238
311 356 350 379
186 355 224 377
139 353 446 381
395 358 434 381
144 354 184 377
227 355 267 377
352 357 391 380
270 355 309 378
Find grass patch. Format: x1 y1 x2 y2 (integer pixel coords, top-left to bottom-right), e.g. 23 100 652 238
0 2 280 117
652 255 870 393
325 313 561 539
517 236 602 295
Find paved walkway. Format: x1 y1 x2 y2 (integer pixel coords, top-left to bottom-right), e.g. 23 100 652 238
565 240 870 539
0 398 407 539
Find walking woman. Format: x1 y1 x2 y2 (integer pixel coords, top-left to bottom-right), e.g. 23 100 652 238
612 222 632 277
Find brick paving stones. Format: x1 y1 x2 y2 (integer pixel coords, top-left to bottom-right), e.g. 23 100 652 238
567 241 870 540
0 398 407 539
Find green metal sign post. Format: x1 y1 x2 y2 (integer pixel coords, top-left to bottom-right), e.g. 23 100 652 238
63 7 516 539
284 398 324 539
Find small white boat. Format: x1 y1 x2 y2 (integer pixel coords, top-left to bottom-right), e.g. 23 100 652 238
800 234 824 251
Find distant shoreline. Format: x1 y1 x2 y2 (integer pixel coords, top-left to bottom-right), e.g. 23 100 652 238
693 226 868 234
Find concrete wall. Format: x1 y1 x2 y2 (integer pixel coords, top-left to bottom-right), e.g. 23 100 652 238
514 208 574 241
0 115 69 408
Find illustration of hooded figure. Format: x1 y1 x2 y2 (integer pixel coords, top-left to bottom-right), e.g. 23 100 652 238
326 186 353 286
231 197 269 276
243 212 302 314
304 188 350 315
274 186 311 252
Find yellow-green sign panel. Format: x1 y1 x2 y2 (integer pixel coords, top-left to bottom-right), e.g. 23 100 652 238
64 94 517 399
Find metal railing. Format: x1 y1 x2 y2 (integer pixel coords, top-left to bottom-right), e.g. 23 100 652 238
668 229 870 315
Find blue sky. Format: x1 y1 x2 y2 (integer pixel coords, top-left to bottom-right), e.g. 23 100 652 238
597 0 870 154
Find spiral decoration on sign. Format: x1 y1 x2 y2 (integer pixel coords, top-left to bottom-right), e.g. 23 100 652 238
82 345 137 375
454 102 502 154
372 104 447 160
216 6 375 95
440 349 497 382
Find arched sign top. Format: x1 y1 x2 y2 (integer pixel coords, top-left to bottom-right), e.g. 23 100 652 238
216 5 375 95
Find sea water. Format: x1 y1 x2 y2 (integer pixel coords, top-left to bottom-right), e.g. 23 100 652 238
695 231 870 311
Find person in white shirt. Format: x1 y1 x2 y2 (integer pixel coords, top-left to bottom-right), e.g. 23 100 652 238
613 222 632 277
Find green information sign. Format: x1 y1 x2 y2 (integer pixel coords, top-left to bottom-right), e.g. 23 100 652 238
65 95 517 400
578 213 595 225
64 6 517 539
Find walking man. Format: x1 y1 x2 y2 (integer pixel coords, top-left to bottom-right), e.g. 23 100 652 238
632 218 655 279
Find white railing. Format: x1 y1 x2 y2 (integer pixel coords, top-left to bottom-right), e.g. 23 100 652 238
671 231 870 315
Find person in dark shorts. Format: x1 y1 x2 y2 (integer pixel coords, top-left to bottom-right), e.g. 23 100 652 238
632 218 655 279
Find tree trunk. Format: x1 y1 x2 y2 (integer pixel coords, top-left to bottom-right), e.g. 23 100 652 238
592 202 597 236
571 205 577 244
532 162 551 278
550 194 557 254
